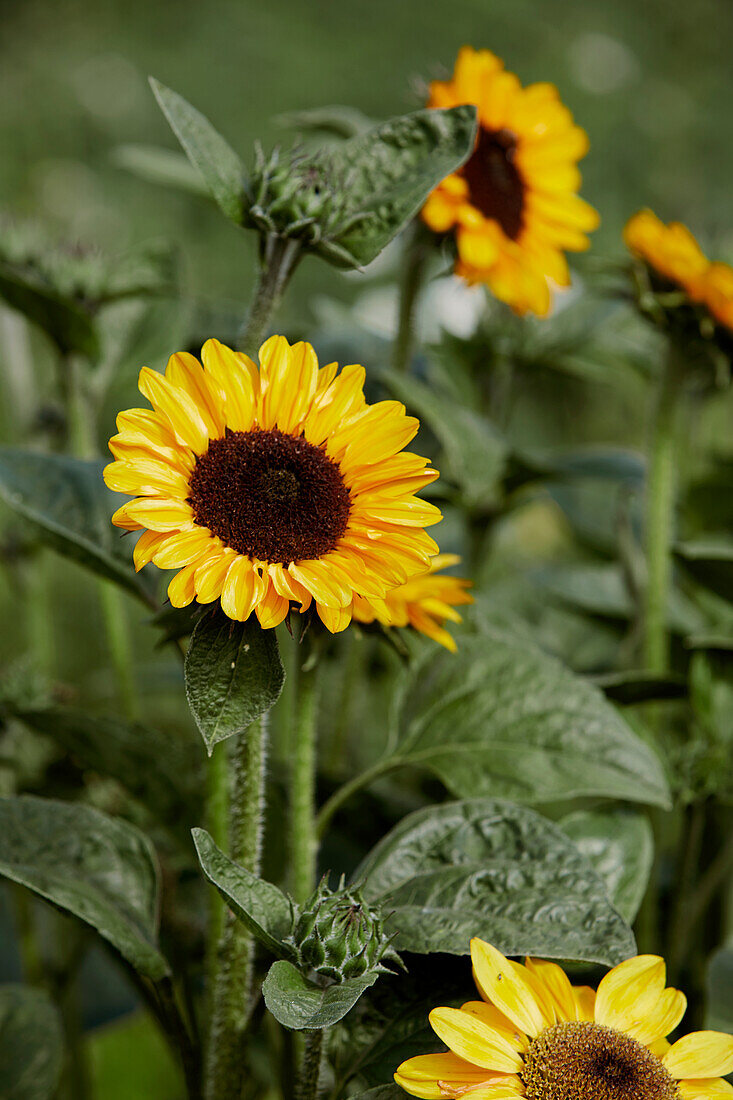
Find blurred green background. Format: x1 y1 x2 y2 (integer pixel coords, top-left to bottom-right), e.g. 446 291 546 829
3 0 733 319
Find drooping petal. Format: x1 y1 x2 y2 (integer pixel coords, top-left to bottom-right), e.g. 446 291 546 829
663 1032 733 1080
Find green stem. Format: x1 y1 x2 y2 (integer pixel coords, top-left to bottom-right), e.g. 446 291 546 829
669 822 733 975
295 1030 324 1100
10 886 43 985
667 801 706 978
316 758 402 840
391 222 430 374
204 714 269 1100
62 352 139 715
290 657 319 904
158 977 202 1100
237 235 302 356
643 343 684 674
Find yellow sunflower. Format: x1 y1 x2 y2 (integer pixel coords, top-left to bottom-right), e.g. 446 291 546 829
423 46 599 317
104 336 443 633
700 261 733 333
624 209 709 301
351 553 472 651
395 938 733 1099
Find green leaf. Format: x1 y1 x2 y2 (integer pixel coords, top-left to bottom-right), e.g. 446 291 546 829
385 372 506 509
192 828 294 957
706 944 733 1032
356 798 635 965
14 707 202 832
112 144 211 197
677 537 733 604
262 960 380 1030
0 985 63 1100
0 449 154 604
560 808 654 922
0 796 169 980
0 263 99 358
276 104 375 139
321 106 477 267
390 629 671 807
149 79 246 223
184 606 285 753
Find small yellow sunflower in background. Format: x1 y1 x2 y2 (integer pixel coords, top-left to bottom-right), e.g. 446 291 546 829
624 209 709 301
423 46 599 317
395 938 733 1099
351 553 472 651
700 261 733 333
104 336 442 633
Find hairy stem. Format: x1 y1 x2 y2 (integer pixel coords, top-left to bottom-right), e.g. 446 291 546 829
391 222 430 374
205 714 269 1100
294 1030 324 1100
643 343 684 674
237 235 302 356
290 656 319 903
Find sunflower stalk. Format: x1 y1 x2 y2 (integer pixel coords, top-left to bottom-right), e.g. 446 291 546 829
392 221 431 374
205 713 269 1100
294 1030 324 1100
643 341 686 677
290 649 319 903
237 234 302 356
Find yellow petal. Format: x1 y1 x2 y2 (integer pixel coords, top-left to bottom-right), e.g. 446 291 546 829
257 334 292 429
167 563 197 608
138 367 210 454
316 602 352 633
132 530 169 571
428 1007 524 1073
525 957 577 1022
194 549 236 604
663 1032 733 1080
201 339 257 433
255 583 290 629
103 458 190 499
220 556 263 622
629 987 687 1045
123 497 195 533
165 351 226 439
678 1079 733 1098
339 401 419 467
594 955 666 1033
470 939 548 1038
393 1051 490 1099
289 561 352 608
459 1002 528 1051
152 528 213 570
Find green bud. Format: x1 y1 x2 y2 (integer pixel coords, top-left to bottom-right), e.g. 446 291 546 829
287 877 402 983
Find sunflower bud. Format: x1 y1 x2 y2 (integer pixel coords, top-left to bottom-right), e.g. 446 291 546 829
288 877 402 982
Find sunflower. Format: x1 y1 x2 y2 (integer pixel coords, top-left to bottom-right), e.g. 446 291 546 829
700 261 733 333
624 210 709 301
104 336 442 633
351 553 472 651
422 46 599 317
395 938 733 1099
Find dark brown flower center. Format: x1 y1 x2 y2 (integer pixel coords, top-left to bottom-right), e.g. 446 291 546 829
187 428 351 564
522 1022 679 1100
463 126 524 240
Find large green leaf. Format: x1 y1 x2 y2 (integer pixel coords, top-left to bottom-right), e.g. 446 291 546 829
15 707 202 832
0 985 63 1100
184 607 285 753
707 944 733 1032
0 449 154 604
192 828 294 958
357 799 635 965
385 372 507 509
150 79 246 223
0 796 169 980
318 106 477 268
389 629 671 807
0 264 99 358
262 960 380 1031
560 808 653 923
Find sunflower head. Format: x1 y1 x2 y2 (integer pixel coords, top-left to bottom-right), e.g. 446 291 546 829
289 877 401 981
422 46 599 317
624 210 733 363
104 336 443 634
351 553 472 652
394 937 733 1099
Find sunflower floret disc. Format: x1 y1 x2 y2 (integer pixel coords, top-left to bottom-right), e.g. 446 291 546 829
394 938 733 1099
104 336 443 633
423 46 599 317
